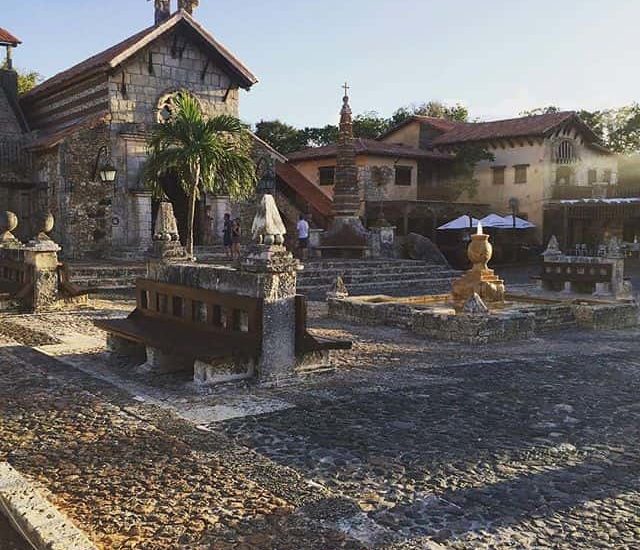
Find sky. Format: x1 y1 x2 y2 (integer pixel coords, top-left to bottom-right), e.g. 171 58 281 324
4 0 640 128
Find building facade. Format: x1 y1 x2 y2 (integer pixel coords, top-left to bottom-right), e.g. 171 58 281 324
0 4 272 259
380 113 619 243
289 111 620 244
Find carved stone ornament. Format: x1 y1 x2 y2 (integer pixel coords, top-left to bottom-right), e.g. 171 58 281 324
0 211 18 242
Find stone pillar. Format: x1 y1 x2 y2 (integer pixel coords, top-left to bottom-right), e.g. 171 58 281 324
23 241 61 312
242 194 299 382
209 195 230 245
130 191 153 251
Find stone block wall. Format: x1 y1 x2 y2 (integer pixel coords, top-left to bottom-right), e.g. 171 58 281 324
33 123 113 259
108 31 239 130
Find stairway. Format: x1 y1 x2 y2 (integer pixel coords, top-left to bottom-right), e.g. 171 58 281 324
298 259 459 300
67 263 147 291
67 258 458 300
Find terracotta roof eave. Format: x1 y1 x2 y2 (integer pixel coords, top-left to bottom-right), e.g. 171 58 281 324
22 11 258 102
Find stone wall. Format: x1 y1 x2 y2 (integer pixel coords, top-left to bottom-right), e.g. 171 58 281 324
329 295 639 344
108 30 239 130
33 123 113 259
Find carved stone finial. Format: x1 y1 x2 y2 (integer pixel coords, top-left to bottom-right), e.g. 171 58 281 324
36 212 55 241
151 202 189 261
153 201 180 242
153 0 171 25
0 211 19 243
251 194 287 246
326 275 349 300
462 292 489 315
542 235 562 258
178 0 199 14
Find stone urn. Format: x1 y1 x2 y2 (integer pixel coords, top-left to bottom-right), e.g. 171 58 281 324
37 212 55 241
0 211 18 242
468 233 492 272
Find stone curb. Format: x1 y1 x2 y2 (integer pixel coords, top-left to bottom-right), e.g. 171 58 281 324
0 462 97 550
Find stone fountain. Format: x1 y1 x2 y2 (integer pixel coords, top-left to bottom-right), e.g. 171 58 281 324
328 224 638 343
451 222 505 309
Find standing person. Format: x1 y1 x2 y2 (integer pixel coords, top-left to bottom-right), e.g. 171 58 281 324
231 217 242 260
297 214 310 260
222 213 232 259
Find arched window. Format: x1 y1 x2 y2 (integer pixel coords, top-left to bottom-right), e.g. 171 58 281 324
555 140 575 164
156 90 199 123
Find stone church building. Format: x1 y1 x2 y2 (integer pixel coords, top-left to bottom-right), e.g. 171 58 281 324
0 1 286 259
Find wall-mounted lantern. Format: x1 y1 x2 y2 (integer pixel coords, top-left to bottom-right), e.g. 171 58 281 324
93 146 118 184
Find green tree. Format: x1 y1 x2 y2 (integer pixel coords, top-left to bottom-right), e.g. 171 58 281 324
145 93 256 257
391 101 469 126
352 111 391 139
0 63 42 94
254 119 308 155
16 69 41 95
301 124 339 147
449 144 495 199
519 106 561 116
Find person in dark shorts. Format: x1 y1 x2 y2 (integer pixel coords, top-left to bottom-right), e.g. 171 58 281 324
222 213 232 258
297 214 310 260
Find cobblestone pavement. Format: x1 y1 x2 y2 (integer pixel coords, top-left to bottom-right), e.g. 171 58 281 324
0 299 639 549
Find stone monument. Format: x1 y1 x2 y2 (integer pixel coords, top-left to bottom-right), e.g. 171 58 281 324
451 223 505 308
319 85 370 257
150 201 189 262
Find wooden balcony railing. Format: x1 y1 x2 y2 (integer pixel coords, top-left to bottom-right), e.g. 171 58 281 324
551 184 640 200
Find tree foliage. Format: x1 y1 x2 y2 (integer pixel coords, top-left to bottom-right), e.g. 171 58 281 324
448 144 495 199
390 101 469 126
145 93 256 257
520 104 640 154
0 63 42 95
255 101 469 154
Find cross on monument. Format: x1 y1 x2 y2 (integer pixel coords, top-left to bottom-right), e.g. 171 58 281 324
342 82 350 97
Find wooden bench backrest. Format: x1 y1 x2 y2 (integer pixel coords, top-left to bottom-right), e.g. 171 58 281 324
135 278 263 341
0 258 33 290
542 262 613 284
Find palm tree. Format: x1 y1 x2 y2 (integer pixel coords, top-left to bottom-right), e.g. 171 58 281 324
145 92 256 258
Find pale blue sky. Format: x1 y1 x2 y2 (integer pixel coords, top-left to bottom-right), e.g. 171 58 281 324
4 1 639 127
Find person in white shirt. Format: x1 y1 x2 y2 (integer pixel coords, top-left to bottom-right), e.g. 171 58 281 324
296 214 310 260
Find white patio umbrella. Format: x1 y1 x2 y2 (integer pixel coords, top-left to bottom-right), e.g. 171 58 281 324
500 215 535 229
437 215 479 230
479 213 510 228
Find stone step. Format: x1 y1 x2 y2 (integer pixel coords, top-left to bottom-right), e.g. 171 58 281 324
298 277 454 299
299 272 457 286
300 267 456 279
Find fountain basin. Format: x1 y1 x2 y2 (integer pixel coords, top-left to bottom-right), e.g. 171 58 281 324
328 293 638 344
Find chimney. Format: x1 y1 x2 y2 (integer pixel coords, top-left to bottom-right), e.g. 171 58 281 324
153 0 171 25
178 0 199 15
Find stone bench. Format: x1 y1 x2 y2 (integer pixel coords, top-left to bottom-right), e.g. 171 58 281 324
96 277 351 384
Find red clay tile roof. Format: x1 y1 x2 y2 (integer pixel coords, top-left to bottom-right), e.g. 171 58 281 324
0 27 21 46
22 11 257 102
288 138 454 162
431 112 596 145
26 111 110 150
379 115 462 140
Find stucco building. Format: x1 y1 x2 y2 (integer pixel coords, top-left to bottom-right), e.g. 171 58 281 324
289 111 622 245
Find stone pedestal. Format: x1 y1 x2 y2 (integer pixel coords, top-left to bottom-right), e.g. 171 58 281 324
369 225 396 258
129 191 153 252
142 346 194 374
241 243 299 382
23 241 61 312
